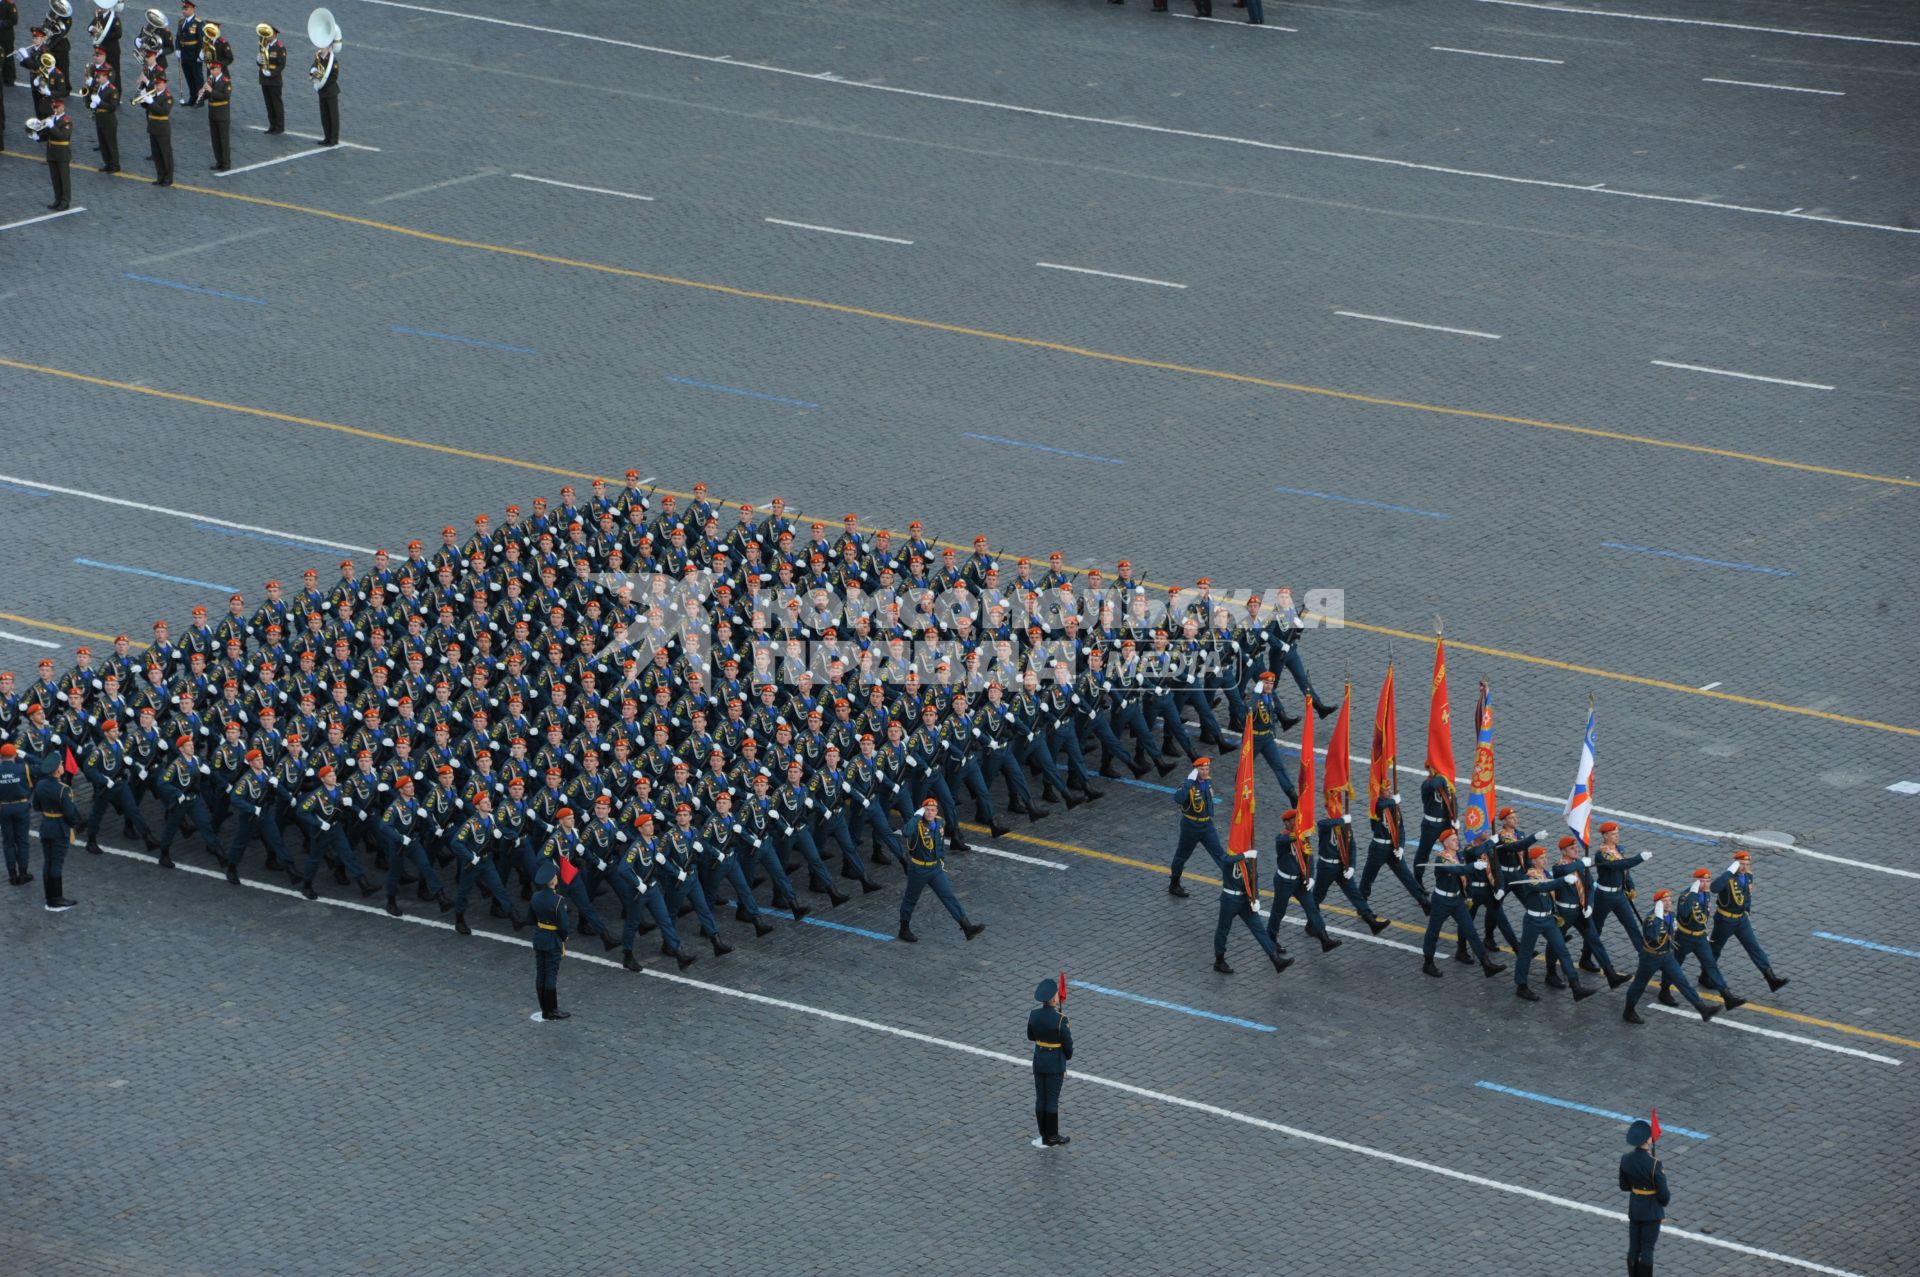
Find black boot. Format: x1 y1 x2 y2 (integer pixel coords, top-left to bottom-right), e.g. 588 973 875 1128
1213 956 1233 974
357 878 379 899
1698 1004 1719 1023
990 822 1011 840
300 880 318 900
436 891 453 912
1269 951 1293 974
753 917 775 937
510 907 529 932
623 948 643 972
1571 981 1597 1003
1168 878 1189 898
1764 969 1789 992
1721 991 1747 1010
710 934 734 957
1081 786 1105 801
1482 958 1506 978
1365 915 1389 936
454 911 472 935
1606 970 1630 990
602 931 620 953
1422 958 1443 978
45 877 75 911
158 849 176 869
1623 1006 1644 1024
86 836 102 855
859 877 883 895
1310 693 1337 719
827 887 850 907
675 948 697 970
384 896 404 917
1452 942 1475 965
962 921 985 941
1545 969 1566 990
1319 933 1342 953
790 901 810 922
1658 985 1679 1007
1036 1108 1049 1144
898 919 918 943
1516 984 1540 1002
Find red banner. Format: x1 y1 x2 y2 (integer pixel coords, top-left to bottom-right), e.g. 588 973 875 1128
1369 661 1397 810
1424 638 1454 781
1226 712 1259 896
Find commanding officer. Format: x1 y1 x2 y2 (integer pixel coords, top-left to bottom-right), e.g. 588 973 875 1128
35 761 82 911
1 742 35 886
1214 840 1291 976
255 22 285 132
195 53 228 169
529 859 571 1021
174 0 202 103
141 69 171 184
1709 849 1788 993
1619 1118 1668 1277
1028 977 1073 1148
84 62 117 173
1167 756 1224 898
28 95 72 209
1418 828 1505 979
897 797 985 944
1664 867 1747 1011
1623 890 1718 1025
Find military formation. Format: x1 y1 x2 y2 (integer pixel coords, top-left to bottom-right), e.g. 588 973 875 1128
1081 0 1270 25
7 1 339 208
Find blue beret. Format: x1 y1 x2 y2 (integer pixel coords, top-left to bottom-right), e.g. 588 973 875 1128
534 861 558 887
1034 980 1056 1003
1626 1119 1652 1146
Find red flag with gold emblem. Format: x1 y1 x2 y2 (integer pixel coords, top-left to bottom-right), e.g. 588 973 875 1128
1424 638 1454 780
1369 661 1398 810
1323 684 1353 818
1296 693 1316 835
1226 711 1259 895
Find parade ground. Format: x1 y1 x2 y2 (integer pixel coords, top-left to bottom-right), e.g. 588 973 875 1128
5 1 1918 1273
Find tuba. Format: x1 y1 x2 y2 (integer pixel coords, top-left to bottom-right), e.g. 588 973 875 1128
134 7 168 52
46 0 73 37
306 7 339 86
255 21 272 67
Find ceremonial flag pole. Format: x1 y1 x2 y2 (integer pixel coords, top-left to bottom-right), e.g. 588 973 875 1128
1461 680 1496 849
1565 695 1597 849
1369 660 1400 849
1226 711 1260 898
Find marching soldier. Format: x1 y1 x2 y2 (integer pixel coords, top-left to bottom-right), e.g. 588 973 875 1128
173 0 200 102
1214 840 1290 976
194 50 227 169
254 21 284 133
1311 803 1390 936
897 797 984 944
27 95 72 210
1619 1118 1668 1277
1663 867 1746 1011
529 859 570 1021
153 733 223 870
1167 755 1224 898
81 719 153 853
1709 848 1788 992
1622 889 1717 1025
138 67 170 184
1549 836 1630 990
84 60 116 172
1586 820 1649 962
1509 849 1596 1003
1265 810 1334 955
1414 760 1457 888
1029 977 1073 1148
1418 828 1505 979
225 747 291 883
1360 783 1428 914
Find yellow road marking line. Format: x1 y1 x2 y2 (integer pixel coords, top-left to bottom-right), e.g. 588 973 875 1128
0 359 1910 736
0 611 114 642
4 150 1914 490
966 821 1920 1052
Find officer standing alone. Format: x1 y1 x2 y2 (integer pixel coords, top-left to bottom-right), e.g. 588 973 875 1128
1619 1118 1668 1276
1028 977 1073 1148
530 859 571 1021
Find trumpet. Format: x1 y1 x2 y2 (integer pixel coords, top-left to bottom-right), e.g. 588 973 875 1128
130 81 157 106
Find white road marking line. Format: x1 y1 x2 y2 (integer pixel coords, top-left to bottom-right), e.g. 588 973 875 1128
0 629 62 649
967 843 1069 871
1430 45 1565 63
1335 310 1501 339
246 125 381 151
349 0 1920 238
1645 1002 1899 1066
128 225 276 264
1170 13 1298 31
368 170 495 204
1650 359 1835 391
763 217 914 245
509 172 656 201
64 835 1880 1275
1036 262 1187 289
1701 77 1845 96
0 207 86 231
0 473 373 553
1464 0 1920 47
1886 781 1920 796
215 148 354 176
1699 681 1722 690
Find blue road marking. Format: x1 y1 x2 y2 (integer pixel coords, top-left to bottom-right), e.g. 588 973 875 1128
122 273 269 305
665 375 820 410
1475 1082 1711 1139
1814 931 1920 960
1070 980 1277 1032
1601 542 1793 578
0 480 52 496
193 523 353 553
392 325 536 354
74 558 240 593
962 432 1124 465
800 916 893 942
1273 484 1448 519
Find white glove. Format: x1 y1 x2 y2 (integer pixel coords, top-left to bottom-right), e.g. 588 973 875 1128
340 796 353 809
1342 867 1353 881
1305 878 1315 892
1494 889 1506 901
1472 858 1487 871
803 797 814 809
1533 829 1548 841
1340 813 1351 826
1727 859 1738 874
1244 848 1258 861
1392 846 1404 861
1641 850 1654 863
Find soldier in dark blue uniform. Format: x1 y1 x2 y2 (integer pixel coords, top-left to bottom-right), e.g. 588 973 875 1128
1028 978 1073 1147
35 762 81 911
1623 890 1718 1025
1418 828 1505 980
1619 1118 1668 1277
1214 843 1291 976
1167 756 1224 897
1265 812 1333 956
1 742 35 886
898 798 984 943
529 860 571 1021
1709 849 1788 993
1664 867 1746 1011
1413 764 1457 888
1509 850 1596 1003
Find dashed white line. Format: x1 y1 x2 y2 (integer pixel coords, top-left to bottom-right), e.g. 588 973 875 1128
968 844 1069 871
0 207 86 231
245 125 381 151
1886 781 1920 796
129 225 276 264
1650 360 1835 391
1702 77 1846 96
1430 45 1565 64
1645 1002 1898 1066
60 836 1884 1274
1464 0 1920 47
368 170 495 204
0 629 62 649
1036 262 1187 289
0 473 373 553
215 148 356 177
1335 310 1502 339
1698 681 1723 691
509 173 656 201
763 217 915 245
1170 13 1298 31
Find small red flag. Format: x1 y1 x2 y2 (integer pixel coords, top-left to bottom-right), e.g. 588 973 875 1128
1424 638 1455 780
1368 662 1397 810
556 855 578 886
63 746 80 777
1650 1108 1662 1143
1058 971 1067 1003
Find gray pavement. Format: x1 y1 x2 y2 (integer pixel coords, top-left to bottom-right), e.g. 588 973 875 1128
4 1 1918 1273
